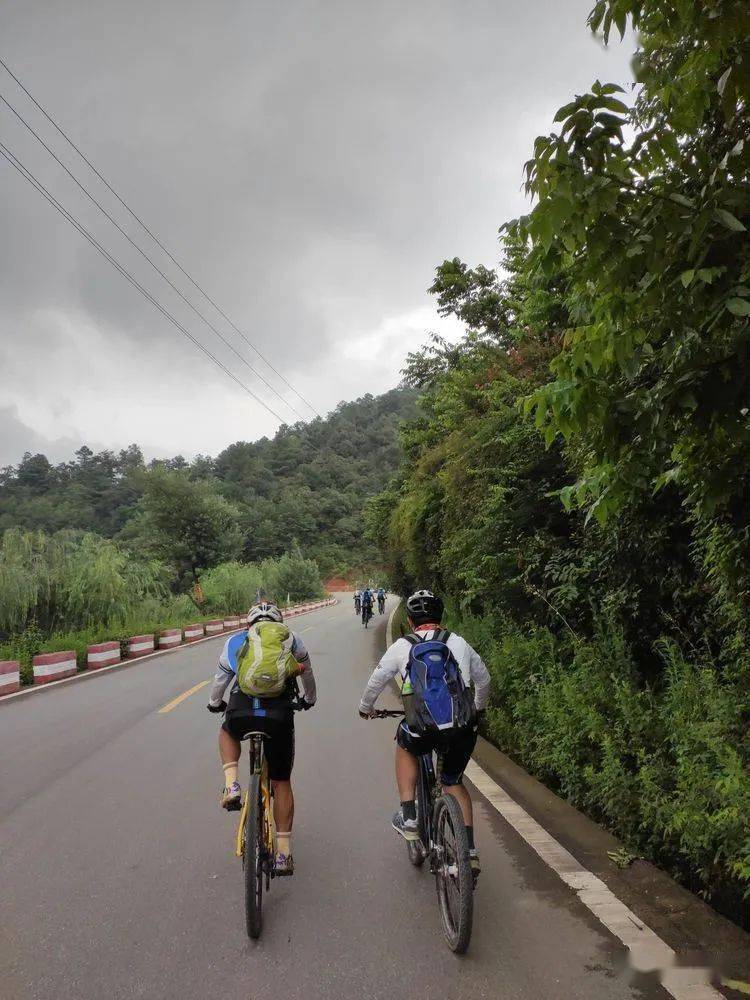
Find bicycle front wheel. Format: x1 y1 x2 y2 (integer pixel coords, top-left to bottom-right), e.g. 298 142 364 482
244 773 264 939
433 794 473 953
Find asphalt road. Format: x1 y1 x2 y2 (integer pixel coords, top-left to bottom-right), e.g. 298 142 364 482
0 597 670 1000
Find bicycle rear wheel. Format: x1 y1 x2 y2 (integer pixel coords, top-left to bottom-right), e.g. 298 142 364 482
433 794 473 953
244 773 264 939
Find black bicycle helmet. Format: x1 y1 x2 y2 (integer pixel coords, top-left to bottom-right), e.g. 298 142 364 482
405 589 444 625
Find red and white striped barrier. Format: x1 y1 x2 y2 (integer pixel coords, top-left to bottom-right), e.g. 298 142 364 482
285 598 334 618
0 660 20 696
126 634 155 658
87 641 120 670
159 629 182 649
33 650 77 685
0 599 337 699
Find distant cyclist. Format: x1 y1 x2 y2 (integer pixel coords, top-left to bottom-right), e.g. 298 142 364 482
377 587 386 614
361 587 374 625
354 589 362 615
207 601 317 876
358 589 490 878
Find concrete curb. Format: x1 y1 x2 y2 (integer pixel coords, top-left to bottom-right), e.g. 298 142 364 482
0 598 337 707
385 599 402 648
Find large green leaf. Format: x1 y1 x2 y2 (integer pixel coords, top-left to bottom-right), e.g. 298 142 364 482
713 208 746 232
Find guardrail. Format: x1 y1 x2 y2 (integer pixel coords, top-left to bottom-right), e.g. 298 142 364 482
0 597 337 700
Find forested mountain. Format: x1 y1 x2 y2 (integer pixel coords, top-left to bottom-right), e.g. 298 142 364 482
371 3 750 922
0 387 416 581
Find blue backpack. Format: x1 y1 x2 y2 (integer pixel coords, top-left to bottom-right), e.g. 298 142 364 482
402 629 475 734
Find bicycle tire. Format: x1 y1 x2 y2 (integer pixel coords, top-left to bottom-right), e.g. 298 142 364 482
244 773 263 939
433 794 473 953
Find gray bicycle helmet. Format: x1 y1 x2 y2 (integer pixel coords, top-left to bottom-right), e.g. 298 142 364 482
246 601 283 626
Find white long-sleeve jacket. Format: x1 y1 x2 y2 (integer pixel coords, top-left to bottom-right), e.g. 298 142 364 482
359 626 491 716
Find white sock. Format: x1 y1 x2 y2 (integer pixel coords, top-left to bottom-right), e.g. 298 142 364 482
276 831 292 856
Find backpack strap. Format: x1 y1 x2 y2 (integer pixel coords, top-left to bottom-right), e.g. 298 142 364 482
434 628 452 644
403 633 421 646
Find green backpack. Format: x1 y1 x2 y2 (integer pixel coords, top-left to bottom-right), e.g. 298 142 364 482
236 621 301 697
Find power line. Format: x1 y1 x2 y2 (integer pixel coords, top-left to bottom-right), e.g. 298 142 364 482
0 139 289 424
0 56 321 418
0 88 306 424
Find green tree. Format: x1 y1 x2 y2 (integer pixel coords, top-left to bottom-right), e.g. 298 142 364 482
127 468 244 586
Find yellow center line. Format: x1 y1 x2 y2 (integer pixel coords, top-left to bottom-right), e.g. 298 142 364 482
158 679 209 714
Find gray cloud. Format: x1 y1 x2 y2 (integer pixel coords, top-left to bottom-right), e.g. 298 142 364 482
0 405 90 465
0 0 634 464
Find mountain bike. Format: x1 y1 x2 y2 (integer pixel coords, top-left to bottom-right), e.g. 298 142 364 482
377 597 385 615
362 604 373 628
234 695 307 939
373 709 474 953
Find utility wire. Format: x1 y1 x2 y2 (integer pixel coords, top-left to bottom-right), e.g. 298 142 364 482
0 139 288 423
0 89 305 424
0 56 321 418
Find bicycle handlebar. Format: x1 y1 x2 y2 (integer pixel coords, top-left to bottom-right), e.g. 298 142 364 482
370 708 404 718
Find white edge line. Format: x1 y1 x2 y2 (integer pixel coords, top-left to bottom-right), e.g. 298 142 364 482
464 759 722 999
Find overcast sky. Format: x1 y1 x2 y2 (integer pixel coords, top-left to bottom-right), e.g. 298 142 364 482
0 1 634 465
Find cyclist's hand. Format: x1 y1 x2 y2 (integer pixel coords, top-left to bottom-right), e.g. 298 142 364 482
359 709 373 720
207 701 227 714
299 698 313 711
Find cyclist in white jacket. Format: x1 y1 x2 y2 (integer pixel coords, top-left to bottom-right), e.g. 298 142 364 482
359 589 490 877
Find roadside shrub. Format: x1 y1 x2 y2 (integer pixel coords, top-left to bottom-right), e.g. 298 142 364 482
458 610 750 912
0 527 168 635
199 553 324 613
199 561 263 615
259 550 325 605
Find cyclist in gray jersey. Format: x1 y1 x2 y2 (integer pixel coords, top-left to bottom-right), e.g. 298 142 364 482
207 601 316 876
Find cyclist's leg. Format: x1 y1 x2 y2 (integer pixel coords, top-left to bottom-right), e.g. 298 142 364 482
271 781 293 830
219 720 242 808
392 723 427 839
220 724 241 766
395 744 419 800
439 727 476 825
264 719 296 872
442 783 473 827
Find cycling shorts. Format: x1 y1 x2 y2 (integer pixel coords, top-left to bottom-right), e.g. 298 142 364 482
396 721 477 786
222 713 295 781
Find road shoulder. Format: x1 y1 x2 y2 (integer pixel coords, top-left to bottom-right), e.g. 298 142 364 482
471 734 750 996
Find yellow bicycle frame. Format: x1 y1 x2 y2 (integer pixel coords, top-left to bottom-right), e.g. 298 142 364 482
235 758 275 858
